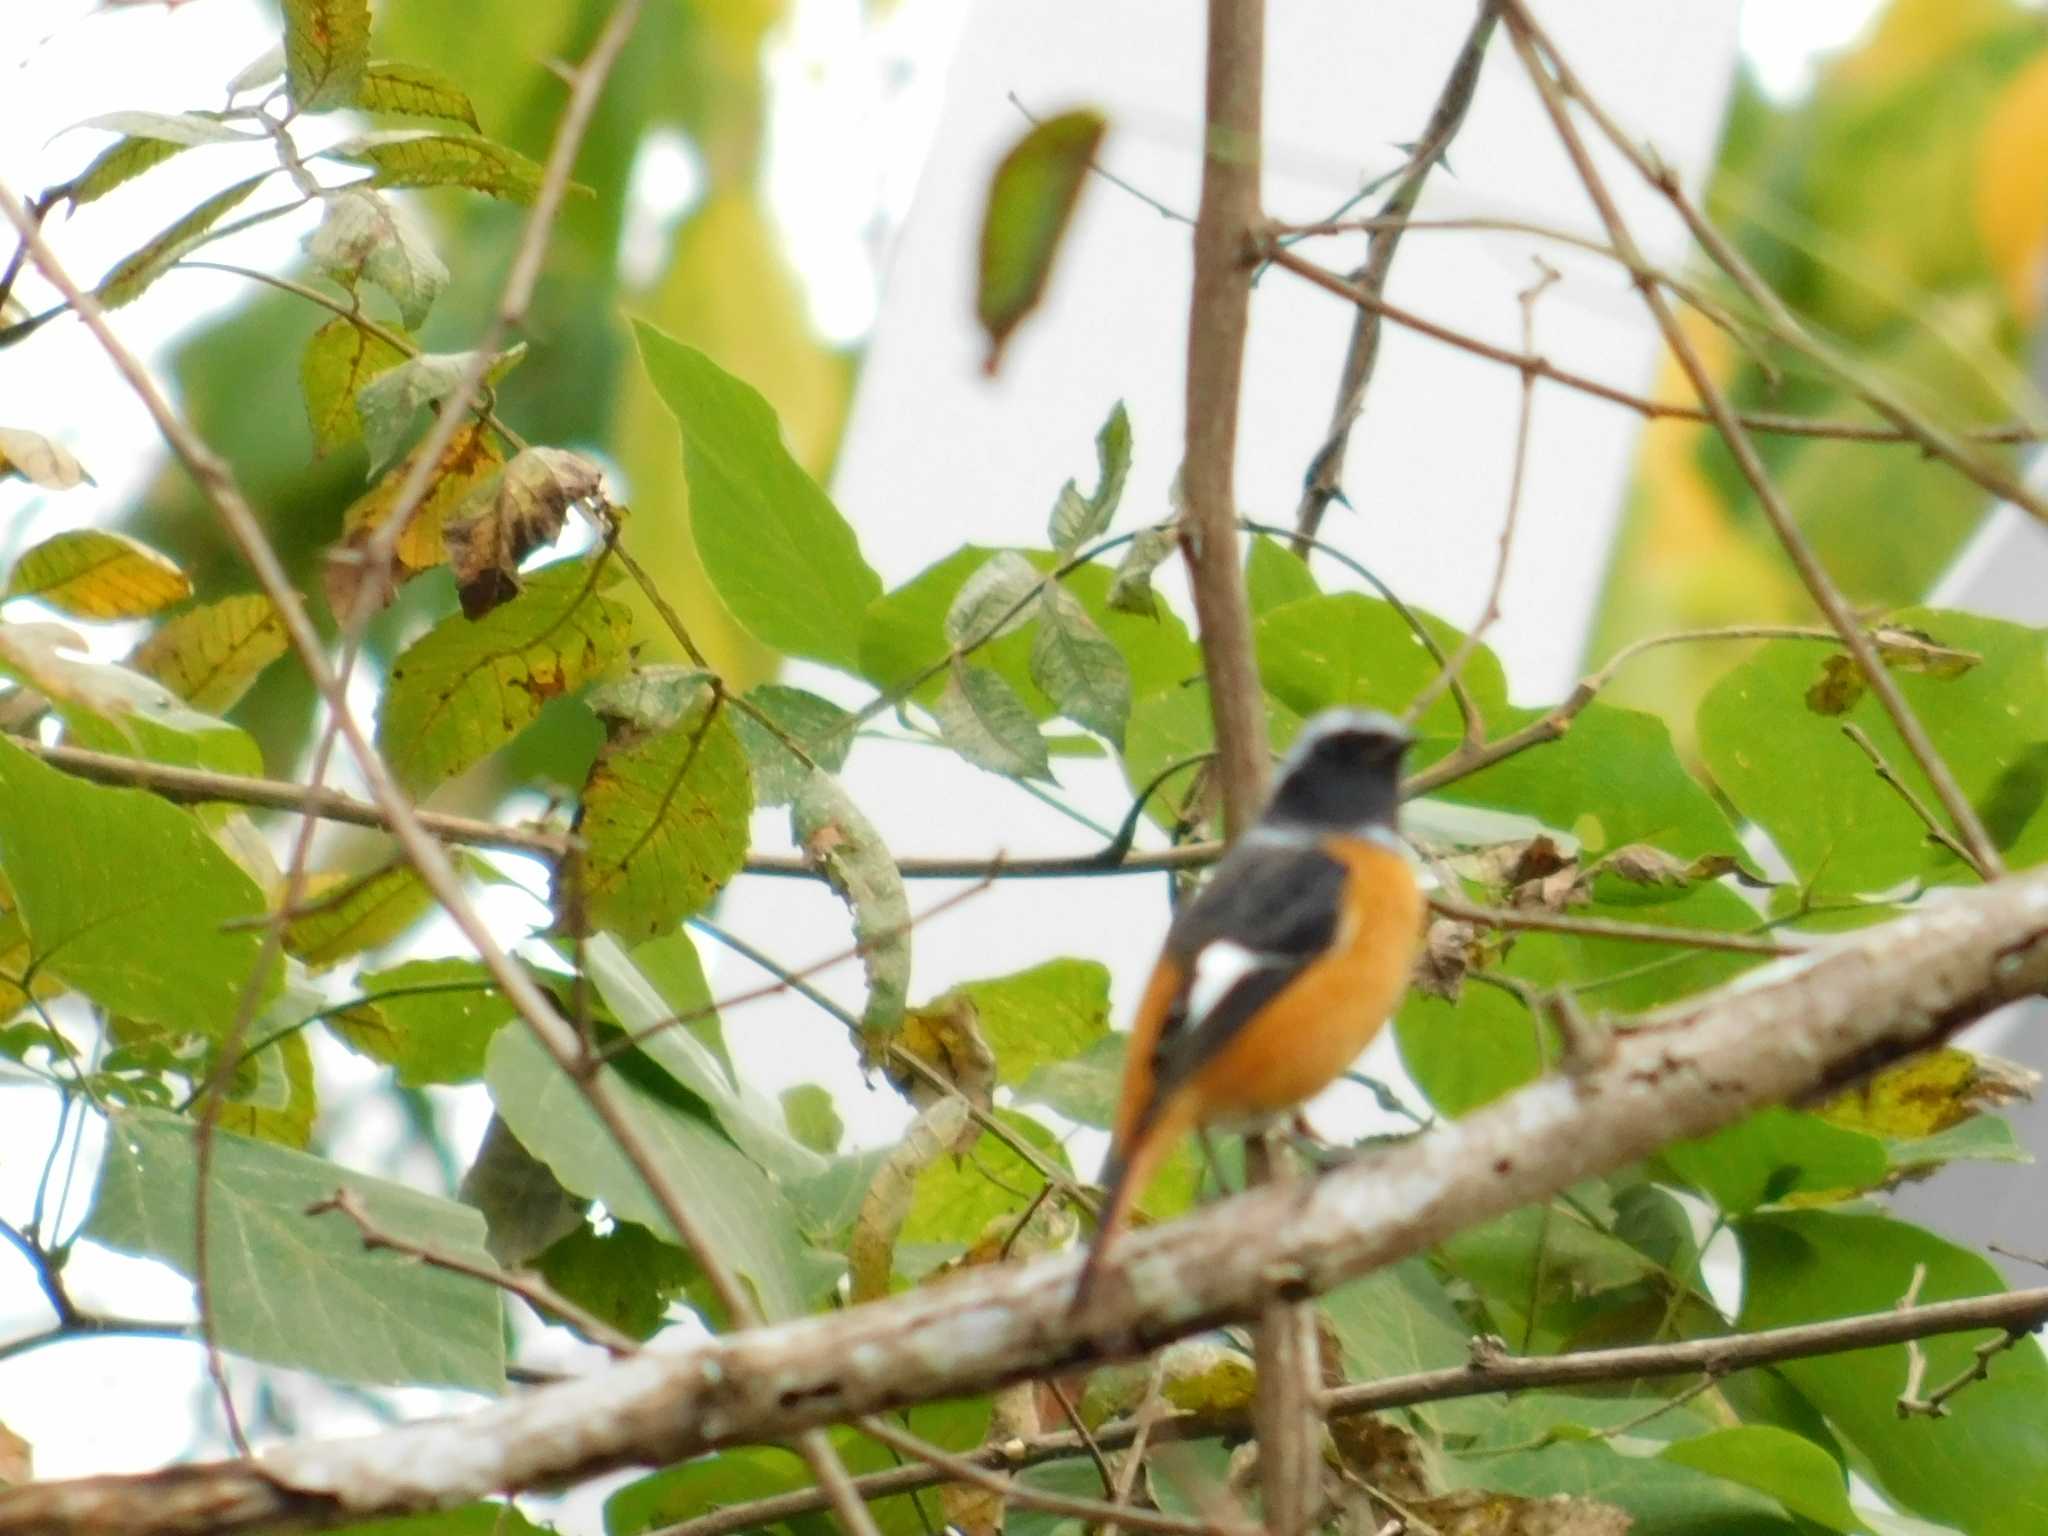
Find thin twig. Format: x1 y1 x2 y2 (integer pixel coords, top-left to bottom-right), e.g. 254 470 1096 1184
1292 0 1500 553
1841 723 1990 880
1430 894 1802 957
305 1188 640 1355
1499 2 2002 878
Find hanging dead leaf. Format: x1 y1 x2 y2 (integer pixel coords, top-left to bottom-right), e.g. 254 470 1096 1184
891 994 998 1114
1415 915 1490 1001
322 421 504 618
444 446 603 618
1600 843 1694 887
0 428 93 491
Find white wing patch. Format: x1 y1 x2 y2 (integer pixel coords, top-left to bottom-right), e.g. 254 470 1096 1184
1183 939 1279 1031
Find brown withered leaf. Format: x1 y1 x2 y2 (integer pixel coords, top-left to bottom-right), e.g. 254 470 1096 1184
1512 862 1589 912
891 994 999 1114
1808 628 1980 716
1416 916 1488 1002
1465 833 1574 891
1601 843 1693 887
443 446 603 619
1408 1490 1632 1536
323 421 504 619
1805 652 1864 716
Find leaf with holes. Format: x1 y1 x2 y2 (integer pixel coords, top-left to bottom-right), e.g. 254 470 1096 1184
98 173 270 308
0 737 273 1037
793 769 910 1062
305 188 448 329
635 325 882 672
378 557 630 793
301 317 409 458
935 661 1052 780
325 421 505 617
5 529 187 618
131 594 286 713
1048 400 1130 552
86 1108 502 1388
1030 582 1129 746
0 429 93 491
568 686 752 940
326 130 547 202
444 447 602 619
945 551 1043 649
282 0 371 111
357 60 480 129
977 109 1107 373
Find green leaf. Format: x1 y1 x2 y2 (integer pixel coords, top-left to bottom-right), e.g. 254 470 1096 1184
1120 681 1301 834
976 109 1107 373
901 1108 1069 1265
0 736 273 1038
936 661 1053 779
572 684 752 940
1443 700 1748 865
1245 534 1318 614
353 344 524 473
283 859 445 972
1740 1210 2048 1536
356 60 481 129
1048 401 1131 552
1257 592 1509 740
486 1027 825 1322
330 957 511 1086
583 933 823 1184
1017 1032 1125 1127
781 1085 843 1155
457 1115 585 1269
378 557 631 794
1437 1197 1678 1354
301 317 409 458
1660 1426 1864 1532
58 134 199 209
945 550 1042 648
730 684 853 807
862 546 1199 717
5 528 189 617
1699 609 2048 897
85 1108 503 1389
926 958 1111 1086
0 428 93 490
1321 1258 1473 1427
326 130 544 201
1031 583 1130 746
131 594 287 714
1661 1106 1890 1214
537 1222 690 1343
67 110 258 148
634 325 882 672
283 0 371 110
792 770 909 1058
218 1020 318 1150
1106 523 1177 617
305 189 448 331
98 173 270 308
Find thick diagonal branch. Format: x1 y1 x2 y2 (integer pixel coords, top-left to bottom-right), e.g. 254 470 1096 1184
10 867 2048 1536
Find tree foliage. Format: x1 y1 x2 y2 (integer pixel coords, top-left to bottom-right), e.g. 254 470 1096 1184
1 2 2046 1534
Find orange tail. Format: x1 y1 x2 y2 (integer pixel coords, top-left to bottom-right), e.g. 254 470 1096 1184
1069 1098 1194 1315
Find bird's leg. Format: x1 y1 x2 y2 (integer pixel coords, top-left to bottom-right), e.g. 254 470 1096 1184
1284 1111 1355 1171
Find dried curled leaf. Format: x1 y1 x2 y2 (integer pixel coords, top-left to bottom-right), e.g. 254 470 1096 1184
0 428 93 491
1106 522 1177 617
1048 400 1131 553
892 995 997 1115
324 421 506 618
848 1097 972 1302
131 594 286 713
444 447 603 619
4 529 187 618
1806 627 1981 716
793 768 911 1064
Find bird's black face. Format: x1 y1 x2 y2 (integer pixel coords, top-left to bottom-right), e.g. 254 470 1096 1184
1263 710 1414 832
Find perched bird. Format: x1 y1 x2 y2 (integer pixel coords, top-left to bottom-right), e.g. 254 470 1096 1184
1072 708 1422 1311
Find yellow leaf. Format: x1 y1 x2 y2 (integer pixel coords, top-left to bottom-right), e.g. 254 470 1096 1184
1816 1046 2036 1139
131 594 287 713
4 529 189 618
325 421 505 616
0 427 93 490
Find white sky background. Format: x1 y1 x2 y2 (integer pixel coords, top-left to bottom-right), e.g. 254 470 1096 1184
0 0 1885 1507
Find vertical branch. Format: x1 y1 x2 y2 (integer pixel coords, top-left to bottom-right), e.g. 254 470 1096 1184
1182 0 1270 837
1292 0 1501 556
1497 2 2004 880
1182 3 1323 1528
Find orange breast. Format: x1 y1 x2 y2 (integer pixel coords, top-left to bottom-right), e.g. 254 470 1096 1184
1182 836 1422 1117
